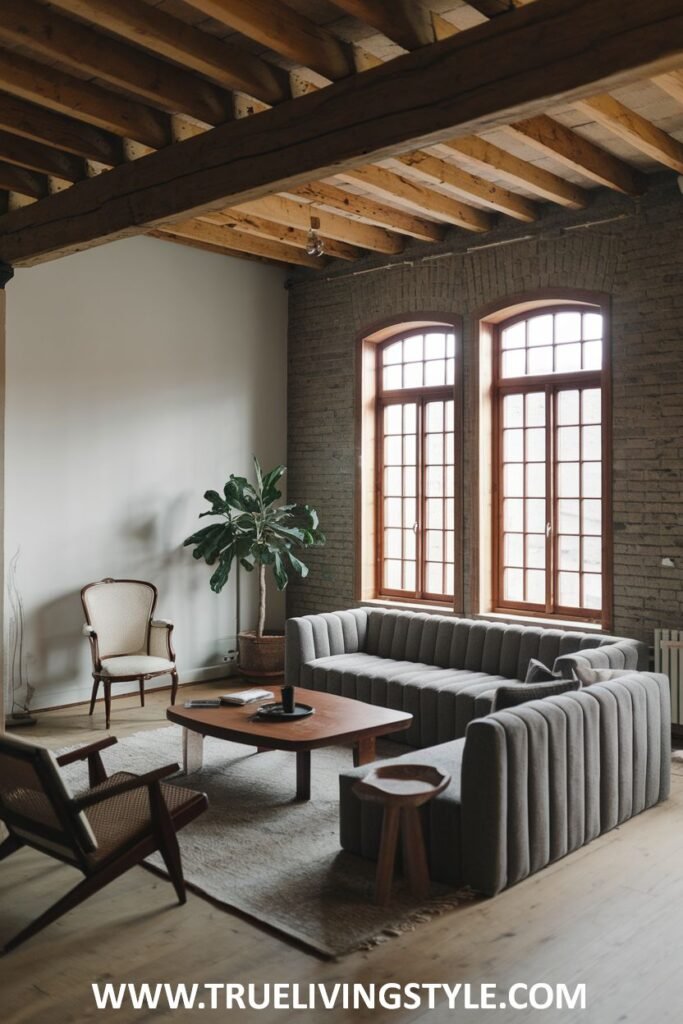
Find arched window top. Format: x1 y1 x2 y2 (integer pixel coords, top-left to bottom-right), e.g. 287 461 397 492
499 305 604 380
380 328 456 392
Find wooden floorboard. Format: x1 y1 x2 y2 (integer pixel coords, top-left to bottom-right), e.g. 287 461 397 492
1 682 681 1023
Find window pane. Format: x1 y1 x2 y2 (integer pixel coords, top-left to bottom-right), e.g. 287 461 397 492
403 334 423 362
404 528 416 560
525 391 545 426
426 466 443 497
445 564 454 596
445 358 455 385
425 332 446 359
582 340 602 370
444 499 454 530
385 529 402 558
403 497 416 527
427 531 443 560
426 562 443 593
503 429 524 462
501 321 525 349
526 427 545 462
384 560 402 589
558 462 580 498
384 404 403 434
582 389 601 424
527 346 553 375
555 343 582 373
526 570 545 604
383 365 402 390
384 498 402 528
504 533 524 567
426 499 442 528
527 534 545 569
403 361 423 388
582 500 602 536
424 360 445 386
383 340 402 364
503 393 524 427
557 390 579 425
504 498 524 532
446 334 456 357
403 467 416 496
558 535 580 571
559 500 580 534
384 467 402 495
526 463 545 497
403 403 417 433
526 498 545 533
583 536 602 573
445 432 454 463
426 402 443 432
555 312 581 342
502 349 526 377
403 434 416 465
583 312 603 340
582 425 601 460
528 314 553 346
403 562 416 592
583 573 602 609
384 435 402 465
445 531 454 561
504 568 524 602
558 572 580 606
582 462 602 498
557 426 579 461
444 401 454 432
504 463 524 497
426 432 443 465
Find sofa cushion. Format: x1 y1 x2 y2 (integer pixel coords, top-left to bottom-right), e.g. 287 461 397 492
492 678 580 712
339 739 466 886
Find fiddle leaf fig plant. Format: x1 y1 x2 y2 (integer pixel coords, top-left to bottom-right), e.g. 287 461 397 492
184 458 325 636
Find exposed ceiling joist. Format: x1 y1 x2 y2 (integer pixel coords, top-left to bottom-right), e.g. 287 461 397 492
160 218 328 269
0 93 123 164
234 194 404 253
0 0 680 267
502 114 647 195
575 95 683 173
0 0 233 126
184 0 356 81
0 49 171 148
432 14 460 40
0 128 84 181
442 136 588 209
203 209 360 260
652 69 683 104
0 159 47 199
337 165 493 231
396 150 538 221
291 182 445 242
49 0 290 105
330 1 435 50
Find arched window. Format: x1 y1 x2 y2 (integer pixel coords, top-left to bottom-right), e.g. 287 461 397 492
376 326 461 603
492 304 610 621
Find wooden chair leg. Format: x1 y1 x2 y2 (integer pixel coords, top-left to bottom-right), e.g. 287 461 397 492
88 678 100 716
374 805 400 906
170 669 179 706
104 682 112 730
0 834 22 863
149 781 186 904
139 678 145 708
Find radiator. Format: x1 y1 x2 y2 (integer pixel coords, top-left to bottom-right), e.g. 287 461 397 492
654 629 683 725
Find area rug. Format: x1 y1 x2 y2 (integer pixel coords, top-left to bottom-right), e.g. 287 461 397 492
59 726 473 957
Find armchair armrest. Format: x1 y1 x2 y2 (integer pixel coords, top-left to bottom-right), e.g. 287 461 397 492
74 763 179 810
151 619 173 628
57 736 117 767
149 619 176 660
82 624 96 637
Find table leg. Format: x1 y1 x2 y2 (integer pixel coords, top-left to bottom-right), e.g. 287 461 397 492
375 805 400 906
401 807 431 901
182 729 204 775
354 735 376 767
296 750 311 801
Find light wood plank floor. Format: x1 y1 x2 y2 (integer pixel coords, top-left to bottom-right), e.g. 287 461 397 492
1 681 681 1023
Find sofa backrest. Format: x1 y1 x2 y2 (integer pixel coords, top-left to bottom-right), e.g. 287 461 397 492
459 673 671 896
362 608 645 680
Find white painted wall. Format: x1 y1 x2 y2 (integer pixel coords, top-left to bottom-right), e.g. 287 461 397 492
4 235 288 710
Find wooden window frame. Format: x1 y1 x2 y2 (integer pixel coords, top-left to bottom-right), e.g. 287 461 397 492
491 302 612 626
355 316 463 613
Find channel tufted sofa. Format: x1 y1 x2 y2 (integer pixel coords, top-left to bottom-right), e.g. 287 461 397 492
285 607 648 745
338 672 671 895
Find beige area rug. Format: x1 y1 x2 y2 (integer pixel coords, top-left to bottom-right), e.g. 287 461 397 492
59 726 473 957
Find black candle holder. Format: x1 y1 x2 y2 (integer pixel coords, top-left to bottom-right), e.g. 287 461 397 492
281 684 296 714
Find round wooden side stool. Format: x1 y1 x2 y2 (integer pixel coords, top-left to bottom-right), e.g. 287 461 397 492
353 764 451 905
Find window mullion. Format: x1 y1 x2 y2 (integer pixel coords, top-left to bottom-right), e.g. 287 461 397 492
416 398 425 599
546 384 555 615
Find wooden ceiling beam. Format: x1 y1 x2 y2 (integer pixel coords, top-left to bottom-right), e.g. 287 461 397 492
396 150 538 221
465 1 527 15
652 69 683 105
442 135 588 208
291 182 445 242
183 0 356 81
234 194 404 253
0 93 123 164
161 218 329 269
575 94 683 173
0 0 233 126
0 159 47 199
1 0 681 266
0 128 84 181
151 227 278 266
203 209 360 260
50 0 290 105
337 165 493 231
0 49 171 148
502 114 647 195
329 1 435 50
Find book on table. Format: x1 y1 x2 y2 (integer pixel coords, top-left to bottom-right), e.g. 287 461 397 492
220 689 274 706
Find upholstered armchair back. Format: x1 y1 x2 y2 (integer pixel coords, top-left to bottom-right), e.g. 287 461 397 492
81 579 156 659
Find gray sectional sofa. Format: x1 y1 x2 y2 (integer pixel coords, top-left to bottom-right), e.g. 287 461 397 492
286 608 669 896
285 607 648 744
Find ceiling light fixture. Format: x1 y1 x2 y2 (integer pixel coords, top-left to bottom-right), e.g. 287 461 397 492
306 216 325 258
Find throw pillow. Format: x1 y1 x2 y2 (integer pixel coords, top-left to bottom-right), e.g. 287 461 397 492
573 665 631 687
492 678 580 713
524 658 560 683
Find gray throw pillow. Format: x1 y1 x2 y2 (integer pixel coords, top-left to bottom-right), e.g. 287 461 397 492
524 658 561 683
492 678 580 713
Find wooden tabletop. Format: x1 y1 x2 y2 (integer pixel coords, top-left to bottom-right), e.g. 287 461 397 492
166 686 412 752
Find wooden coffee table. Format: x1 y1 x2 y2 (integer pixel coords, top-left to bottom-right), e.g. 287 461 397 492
166 687 412 801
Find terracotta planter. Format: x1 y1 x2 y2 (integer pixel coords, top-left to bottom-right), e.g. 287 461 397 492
238 630 285 679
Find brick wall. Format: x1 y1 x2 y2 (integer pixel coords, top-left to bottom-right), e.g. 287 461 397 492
286 176 683 643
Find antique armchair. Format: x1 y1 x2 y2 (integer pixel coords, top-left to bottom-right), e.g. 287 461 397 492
82 578 179 729
0 732 207 954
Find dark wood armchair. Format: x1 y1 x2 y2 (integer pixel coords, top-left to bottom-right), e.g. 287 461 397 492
0 732 208 954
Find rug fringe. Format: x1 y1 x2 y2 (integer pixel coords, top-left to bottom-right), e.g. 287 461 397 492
357 888 478 951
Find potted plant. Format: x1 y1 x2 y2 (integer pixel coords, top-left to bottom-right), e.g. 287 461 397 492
184 458 325 677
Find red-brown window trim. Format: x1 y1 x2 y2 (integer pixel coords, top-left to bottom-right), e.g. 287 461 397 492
490 301 613 627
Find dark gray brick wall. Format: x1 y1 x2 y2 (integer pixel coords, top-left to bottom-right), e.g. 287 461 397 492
286 176 683 643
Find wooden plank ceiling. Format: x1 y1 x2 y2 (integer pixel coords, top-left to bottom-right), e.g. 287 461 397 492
0 0 680 269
